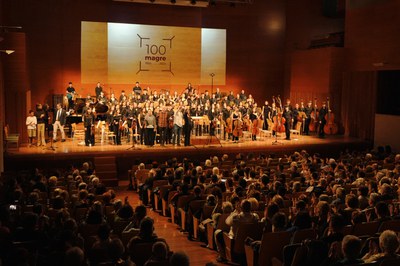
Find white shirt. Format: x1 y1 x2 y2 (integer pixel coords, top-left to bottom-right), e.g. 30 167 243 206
26 116 37 130
174 110 183 127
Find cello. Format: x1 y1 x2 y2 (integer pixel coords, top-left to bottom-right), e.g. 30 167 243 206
272 96 285 133
323 97 338 135
309 98 318 132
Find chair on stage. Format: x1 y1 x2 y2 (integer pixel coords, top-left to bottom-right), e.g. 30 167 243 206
4 124 20 151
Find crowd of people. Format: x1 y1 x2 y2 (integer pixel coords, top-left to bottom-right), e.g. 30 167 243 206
136 146 399 265
0 161 190 266
25 81 334 147
1 145 400 265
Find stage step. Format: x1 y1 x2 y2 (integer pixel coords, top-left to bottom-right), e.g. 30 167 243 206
94 156 118 188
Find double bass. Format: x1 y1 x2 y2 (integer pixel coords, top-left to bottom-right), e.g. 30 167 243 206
323 97 338 135
272 96 285 133
309 98 318 132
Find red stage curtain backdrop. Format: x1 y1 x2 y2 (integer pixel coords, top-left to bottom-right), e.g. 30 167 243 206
341 71 376 141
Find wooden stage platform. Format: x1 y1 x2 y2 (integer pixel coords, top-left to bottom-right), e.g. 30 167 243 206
5 133 371 184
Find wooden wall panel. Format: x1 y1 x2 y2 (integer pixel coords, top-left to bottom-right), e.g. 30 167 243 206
3 0 286 134
345 0 400 71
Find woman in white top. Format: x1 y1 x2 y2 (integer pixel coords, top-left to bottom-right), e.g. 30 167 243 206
26 110 37 147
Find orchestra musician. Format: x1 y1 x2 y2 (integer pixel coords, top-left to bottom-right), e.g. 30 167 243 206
270 102 278 136
112 109 122 145
173 106 183 146
138 109 146 145
157 106 168 146
303 101 313 135
133 81 142 95
98 91 107 104
231 106 242 142
144 109 156 146
292 103 300 130
35 104 47 147
66 82 76 109
84 108 95 146
318 102 328 138
262 100 271 130
95 82 103 99
283 105 292 140
183 107 192 146
53 103 67 142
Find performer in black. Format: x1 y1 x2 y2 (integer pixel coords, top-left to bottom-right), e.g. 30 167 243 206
183 107 192 146
262 100 271 130
95 82 102 99
303 101 313 135
318 102 328 138
112 110 122 145
66 82 76 109
84 108 95 146
133 81 142 95
283 105 292 140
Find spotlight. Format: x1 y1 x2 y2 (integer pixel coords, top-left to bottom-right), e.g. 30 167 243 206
0 50 15 55
190 0 196 5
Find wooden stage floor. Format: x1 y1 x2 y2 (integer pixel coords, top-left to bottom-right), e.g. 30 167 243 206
5 134 371 177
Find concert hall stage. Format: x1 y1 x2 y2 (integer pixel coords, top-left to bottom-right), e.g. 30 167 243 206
4 134 371 185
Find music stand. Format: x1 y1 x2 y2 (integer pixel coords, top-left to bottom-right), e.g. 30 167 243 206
272 132 283 145
126 126 141 150
43 124 57 151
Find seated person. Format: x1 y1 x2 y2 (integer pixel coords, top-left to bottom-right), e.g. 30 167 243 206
363 230 400 264
144 241 170 266
127 217 168 252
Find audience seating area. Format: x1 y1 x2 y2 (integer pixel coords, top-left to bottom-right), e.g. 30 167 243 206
1 146 400 266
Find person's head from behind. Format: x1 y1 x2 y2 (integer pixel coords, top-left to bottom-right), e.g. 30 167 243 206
241 200 252 213
108 238 125 262
135 204 147 223
379 230 400 255
140 217 154 238
152 241 168 261
97 223 111 241
64 246 84 266
342 235 362 260
329 214 345 233
375 201 390 219
170 251 190 266
271 212 287 232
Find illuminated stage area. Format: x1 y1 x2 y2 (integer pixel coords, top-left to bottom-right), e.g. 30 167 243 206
5 134 371 186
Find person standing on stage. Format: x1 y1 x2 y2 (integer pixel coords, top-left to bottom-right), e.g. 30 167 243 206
35 104 46 146
157 106 168 146
112 109 122 145
26 110 37 147
133 81 142 95
283 105 292 140
138 109 146 145
144 109 156 146
84 108 95 146
262 100 271 130
166 105 174 144
53 103 67 142
173 106 183 146
318 102 328 138
95 82 102 99
66 82 76 110
183 107 192 146
303 101 312 135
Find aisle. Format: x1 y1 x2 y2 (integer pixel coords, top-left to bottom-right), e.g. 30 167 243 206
117 182 224 266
